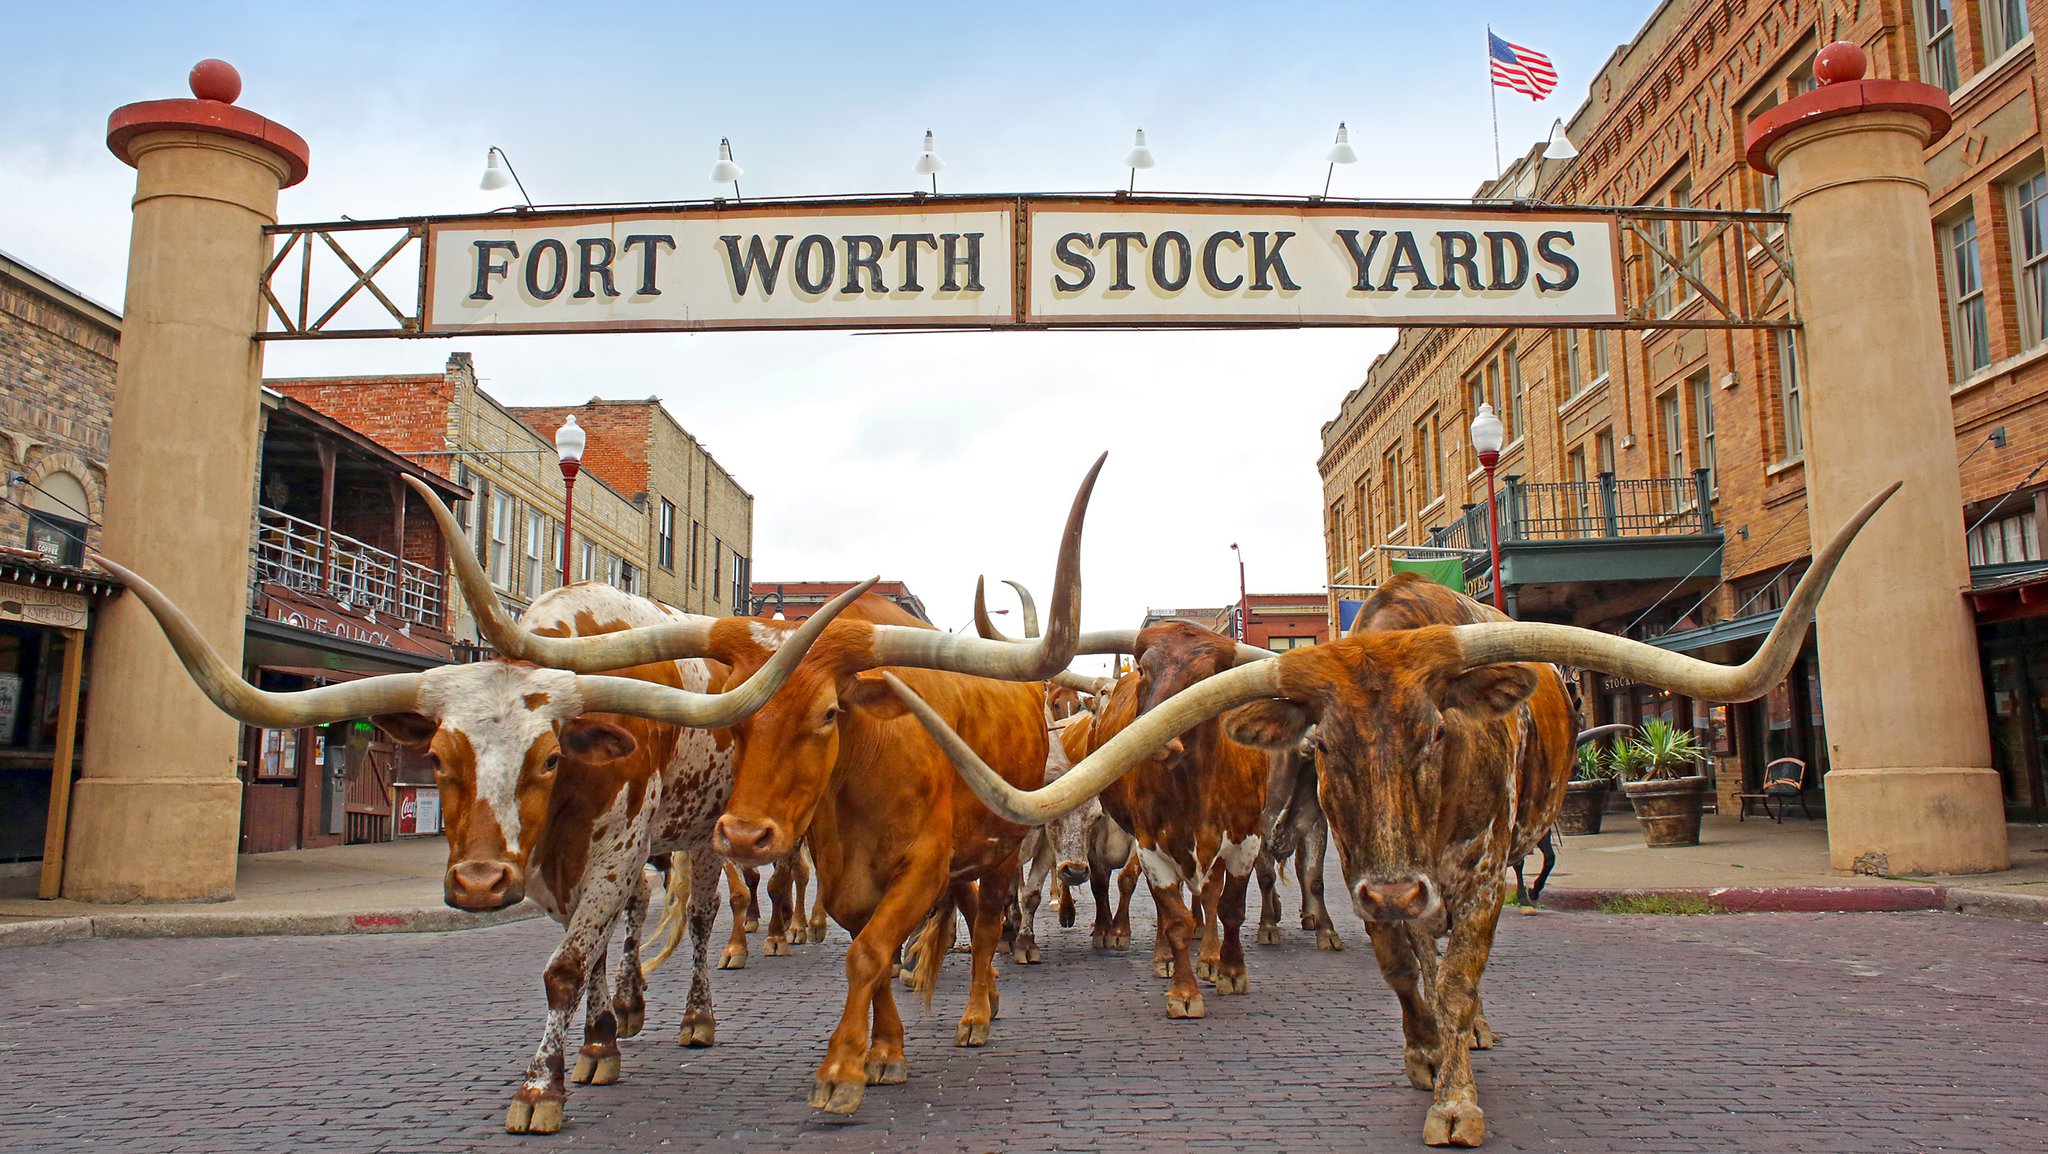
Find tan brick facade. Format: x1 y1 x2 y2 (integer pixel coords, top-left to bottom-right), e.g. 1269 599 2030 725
1318 0 2048 815
0 254 116 562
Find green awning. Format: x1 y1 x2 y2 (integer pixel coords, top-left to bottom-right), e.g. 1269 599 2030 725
1390 557 1466 590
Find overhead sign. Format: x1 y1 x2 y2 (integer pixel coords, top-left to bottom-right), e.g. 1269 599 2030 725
414 196 1625 336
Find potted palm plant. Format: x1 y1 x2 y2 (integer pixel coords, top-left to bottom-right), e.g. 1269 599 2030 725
1619 718 1709 847
1557 741 1617 835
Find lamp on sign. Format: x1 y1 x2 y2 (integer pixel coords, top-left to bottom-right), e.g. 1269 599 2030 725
710 138 743 199
1323 122 1357 198
914 130 945 193
1123 129 1155 194
1542 119 1578 161
478 146 533 207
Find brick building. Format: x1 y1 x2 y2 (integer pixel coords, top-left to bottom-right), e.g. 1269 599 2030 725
513 400 754 615
1141 596 1329 650
0 252 115 564
1318 0 2048 817
748 579 930 623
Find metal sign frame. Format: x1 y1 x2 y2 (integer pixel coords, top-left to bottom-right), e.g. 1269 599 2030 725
258 193 1796 340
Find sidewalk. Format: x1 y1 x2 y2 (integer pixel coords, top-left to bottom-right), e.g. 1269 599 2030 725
0 837 542 949
1537 813 2048 920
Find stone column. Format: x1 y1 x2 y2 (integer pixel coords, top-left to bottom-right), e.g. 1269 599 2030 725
61 61 309 901
1747 43 2007 875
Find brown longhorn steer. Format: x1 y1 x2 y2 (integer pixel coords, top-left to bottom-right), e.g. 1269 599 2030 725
476 455 1104 1116
97 528 867 1138
888 484 1894 1148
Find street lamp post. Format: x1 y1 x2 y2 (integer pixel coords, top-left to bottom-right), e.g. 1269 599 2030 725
555 414 586 587
1229 542 1248 643
1470 403 1506 613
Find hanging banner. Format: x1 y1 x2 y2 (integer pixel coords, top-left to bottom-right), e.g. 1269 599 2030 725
412 196 1625 336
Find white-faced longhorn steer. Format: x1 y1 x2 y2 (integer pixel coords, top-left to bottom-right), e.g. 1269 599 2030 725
886 484 1893 1148
94 502 868 1137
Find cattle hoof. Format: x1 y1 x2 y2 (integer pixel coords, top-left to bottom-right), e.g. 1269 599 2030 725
1471 1017 1497 1051
1165 992 1206 1019
1255 924 1282 945
809 914 829 939
743 915 759 932
613 1000 646 1039
1517 903 1540 917
1106 932 1131 951
764 935 791 957
1013 937 1041 965
1152 959 1173 979
1213 970 1249 996
1405 1049 1440 1091
506 1090 565 1135
1300 913 1320 930
571 1046 620 1086
1195 958 1219 983
718 944 747 970
1058 906 1077 929
1315 928 1345 952
988 989 1001 1019
864 1058 908 1085
677 1013 717 1048
809 1076 865 1114
1423 1101 1486 1147
955 1019 991 1047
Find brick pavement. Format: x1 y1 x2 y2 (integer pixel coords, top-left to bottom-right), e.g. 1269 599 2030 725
2 872 2045 1154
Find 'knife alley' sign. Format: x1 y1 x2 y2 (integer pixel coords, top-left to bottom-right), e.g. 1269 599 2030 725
420 197 1623 334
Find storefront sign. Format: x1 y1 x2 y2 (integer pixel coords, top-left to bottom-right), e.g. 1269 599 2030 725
0 581 90 630
419 198 1623 335
258 583 454 661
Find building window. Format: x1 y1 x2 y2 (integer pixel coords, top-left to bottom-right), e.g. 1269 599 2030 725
453 464 473 534
2011 168 2048 348
545 522 562 587
1984 0 2030 60
1775 329 1804 462
730 550 747 608
1504 344 1524 443
713 537 724 602
1268 635 1315 651
1917 0 1960 91
608 557 637 594
1595 428 1615 475
580 540 598 583
1969 510 2041 565
26 511 85 567
689 521 701 586
489 492 514 589
1651 181 1699 318
1946 211 1991 379
524 509 544 598
1381 448 1405 534
1587 329 1608 384
1414 412 1438 505
1660 391 1686 478
1465 371 1490 472
1562 329 1583 397
658 499 677 570
1691 372 1716 495
1568 447 1591 524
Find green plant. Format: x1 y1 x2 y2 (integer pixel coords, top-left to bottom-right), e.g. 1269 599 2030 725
1595 893 1714 915
1573 741 1618 782
1624 718 1707 782
1605 739 1651 782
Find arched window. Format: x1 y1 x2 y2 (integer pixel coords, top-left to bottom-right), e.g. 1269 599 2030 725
26 471 90 566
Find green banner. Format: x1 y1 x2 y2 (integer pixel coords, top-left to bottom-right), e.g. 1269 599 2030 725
1389 557 1466 590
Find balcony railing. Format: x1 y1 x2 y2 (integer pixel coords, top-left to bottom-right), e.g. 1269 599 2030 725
1430 470 1716 553
251 504 444 628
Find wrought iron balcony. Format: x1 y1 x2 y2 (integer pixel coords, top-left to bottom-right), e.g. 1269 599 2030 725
1429 470 1716 552
250 504 444 628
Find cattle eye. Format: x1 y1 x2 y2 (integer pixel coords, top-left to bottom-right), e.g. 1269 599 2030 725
543 753 560 772
821 705 839 724
1432 721 1447 745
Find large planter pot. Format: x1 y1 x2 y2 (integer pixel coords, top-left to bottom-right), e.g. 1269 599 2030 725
1557 780 1609 835
1622 775 1707 847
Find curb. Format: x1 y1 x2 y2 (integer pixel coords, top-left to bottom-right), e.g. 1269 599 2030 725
0 901 543 950
1539 885 1949 914
1945 887 2048 922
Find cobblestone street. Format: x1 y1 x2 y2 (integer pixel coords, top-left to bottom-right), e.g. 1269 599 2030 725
4 878 2046 1154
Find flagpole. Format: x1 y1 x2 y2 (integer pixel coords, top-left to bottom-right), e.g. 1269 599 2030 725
1488 24 1502 177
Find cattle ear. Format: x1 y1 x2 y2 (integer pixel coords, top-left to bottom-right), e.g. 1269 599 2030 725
838 672 908 720
1226 699 1315 750
370 712 437 748
1438 663 1540 718
560 718 638 765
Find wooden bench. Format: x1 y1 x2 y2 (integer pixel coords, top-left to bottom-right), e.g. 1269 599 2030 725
1737 757 1811 822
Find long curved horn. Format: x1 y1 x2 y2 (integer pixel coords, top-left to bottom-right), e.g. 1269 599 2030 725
1450 482 1898 700
1005 579 1040 638
863 453 1104 679
402 475 722 669
1576 722 1633 744
91 554 424 727
884 659 1283 824
1051 669 1112 696
971 577 1041 642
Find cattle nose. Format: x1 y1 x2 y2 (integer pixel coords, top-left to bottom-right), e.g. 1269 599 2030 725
1058 862 1090 887
445 860 523 911
715 815 784 864
1354 877 1436 922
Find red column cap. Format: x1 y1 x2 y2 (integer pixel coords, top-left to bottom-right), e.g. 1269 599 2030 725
106 60 310 188
1744 42 1950 176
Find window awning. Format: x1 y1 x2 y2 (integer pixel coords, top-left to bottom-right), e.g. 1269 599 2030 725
1646 608 1783 655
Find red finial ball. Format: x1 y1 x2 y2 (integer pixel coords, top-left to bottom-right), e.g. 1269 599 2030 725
188 59 242 104
1814 41 1868 86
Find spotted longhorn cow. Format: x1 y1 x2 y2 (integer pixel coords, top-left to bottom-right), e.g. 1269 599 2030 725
95 503 869 1137
473 455 1105 1116
1253 732 1342 951
888 485 1893 1147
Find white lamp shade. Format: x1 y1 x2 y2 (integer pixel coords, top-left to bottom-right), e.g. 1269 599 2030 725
1543 119 1578 161
1469 402 1504 454
1124 128 1156 170
554 414 587 461
1326 122 1358 165
710 138 743 184
914 130 946 175
479 150 512 191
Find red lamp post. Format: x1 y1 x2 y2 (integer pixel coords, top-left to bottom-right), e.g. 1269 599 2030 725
1230 541 1248 643
1470 402 1506 613
555 414 586 586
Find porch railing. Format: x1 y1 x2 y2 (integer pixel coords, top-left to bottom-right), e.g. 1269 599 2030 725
250 504 444 628
1429 470 1715 553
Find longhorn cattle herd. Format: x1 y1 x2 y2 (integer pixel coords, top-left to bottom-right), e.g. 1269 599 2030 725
97 455 1896 1149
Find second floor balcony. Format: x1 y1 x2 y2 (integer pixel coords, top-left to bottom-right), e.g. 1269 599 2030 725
251 504 444 628
1425 470 1722 617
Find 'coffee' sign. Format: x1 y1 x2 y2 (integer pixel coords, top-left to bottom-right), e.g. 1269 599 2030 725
421 197 1622 335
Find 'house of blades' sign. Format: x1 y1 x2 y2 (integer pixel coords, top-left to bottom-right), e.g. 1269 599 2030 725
420 196 1623 335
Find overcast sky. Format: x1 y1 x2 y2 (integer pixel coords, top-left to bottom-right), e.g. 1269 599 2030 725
3 1 1651 656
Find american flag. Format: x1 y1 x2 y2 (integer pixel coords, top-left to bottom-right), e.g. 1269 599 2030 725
1489 32 1558 100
